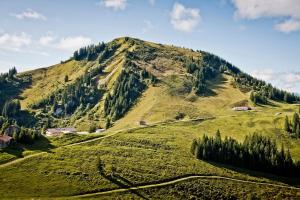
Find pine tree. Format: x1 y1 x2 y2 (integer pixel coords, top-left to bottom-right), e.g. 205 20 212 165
296 124 300 138
292 112 299 133
105 118 111 129
191 139 198 154
284 116 290 132
64 75 69 83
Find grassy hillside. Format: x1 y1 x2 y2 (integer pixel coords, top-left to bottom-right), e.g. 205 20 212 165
19 60 93 109
0 118 300 199
1 37 300 199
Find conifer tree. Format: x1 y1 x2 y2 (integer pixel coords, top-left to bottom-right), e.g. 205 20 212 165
296 124 300 138
284 116 290 132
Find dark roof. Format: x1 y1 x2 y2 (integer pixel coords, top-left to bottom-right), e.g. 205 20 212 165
0 135 13 143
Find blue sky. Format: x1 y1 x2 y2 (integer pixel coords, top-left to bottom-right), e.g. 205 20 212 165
0 0 300 93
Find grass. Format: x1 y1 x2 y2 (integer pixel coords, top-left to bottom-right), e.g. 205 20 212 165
0 119 299 199
19 60 94 109
91 178 300 200
0 133 104 164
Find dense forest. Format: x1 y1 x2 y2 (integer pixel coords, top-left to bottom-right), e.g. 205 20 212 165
191 131 300 177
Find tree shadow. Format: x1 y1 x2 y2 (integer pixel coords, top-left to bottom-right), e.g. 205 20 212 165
96 160 149 200
202 74 227 97
207 161 300 186
100 172 149 199
0 136 54 163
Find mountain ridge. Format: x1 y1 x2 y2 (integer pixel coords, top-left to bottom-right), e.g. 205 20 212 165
1 36 299 132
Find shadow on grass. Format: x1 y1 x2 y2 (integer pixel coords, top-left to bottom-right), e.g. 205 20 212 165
100 172 149 199
207 161 300 186
0 136 54 163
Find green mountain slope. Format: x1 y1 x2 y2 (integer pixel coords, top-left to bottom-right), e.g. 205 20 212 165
14 37 299 132
1 37 300 199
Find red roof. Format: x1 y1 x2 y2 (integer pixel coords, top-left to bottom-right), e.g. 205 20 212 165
0 135 13 143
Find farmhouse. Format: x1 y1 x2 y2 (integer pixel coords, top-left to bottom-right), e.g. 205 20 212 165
96 129 105 133
46 127 77 137
0 135 13 148
138 120 147 126
232 106 251 111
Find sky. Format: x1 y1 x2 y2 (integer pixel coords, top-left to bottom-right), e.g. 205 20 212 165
0 0 300 93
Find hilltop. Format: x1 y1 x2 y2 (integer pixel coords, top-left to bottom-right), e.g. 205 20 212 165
10 37 299 131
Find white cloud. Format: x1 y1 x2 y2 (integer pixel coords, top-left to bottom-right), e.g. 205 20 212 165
0 32 31 51
231 0 300 33
170 2 201 33
142 20 154 33
11 9 47 20
284 73 300 84
252 69 275 81
56 36 92 51
39 35 56 46
252 69 300 93
274 18 300 33
100 0 127 10
38 34 92 52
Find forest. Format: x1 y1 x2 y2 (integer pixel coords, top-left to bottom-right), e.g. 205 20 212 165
191 131 300 177
189 52 300 104
284 110 300 138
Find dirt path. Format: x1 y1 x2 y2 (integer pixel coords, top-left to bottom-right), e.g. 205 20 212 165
68 174 300 199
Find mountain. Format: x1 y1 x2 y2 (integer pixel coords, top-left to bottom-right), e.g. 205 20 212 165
9 37 299 131
1 37 300 199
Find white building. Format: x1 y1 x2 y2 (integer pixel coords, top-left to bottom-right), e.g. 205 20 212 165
46 127 77 137
232 106 251 111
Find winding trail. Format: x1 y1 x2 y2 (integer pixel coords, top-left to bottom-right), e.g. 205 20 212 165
69 175 300 199
0 117 212 169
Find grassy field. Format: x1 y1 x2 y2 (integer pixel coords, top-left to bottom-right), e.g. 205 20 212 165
0 117 299 199
91 178 300 200
0 133 104 164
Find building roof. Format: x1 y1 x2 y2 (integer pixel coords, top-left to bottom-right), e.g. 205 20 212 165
232 106 251 111
46 127 77 134
0 135 13 143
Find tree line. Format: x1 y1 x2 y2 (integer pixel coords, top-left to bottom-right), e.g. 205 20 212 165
191 131 300 177
73 41 120 63
237 75 299 104
186 51 299 104
284 109 300 138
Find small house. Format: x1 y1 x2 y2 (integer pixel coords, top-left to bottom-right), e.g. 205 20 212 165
46 127 77 137
0 135 13 148
138 120 147 126
96 129 105 133
232 106 251 111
